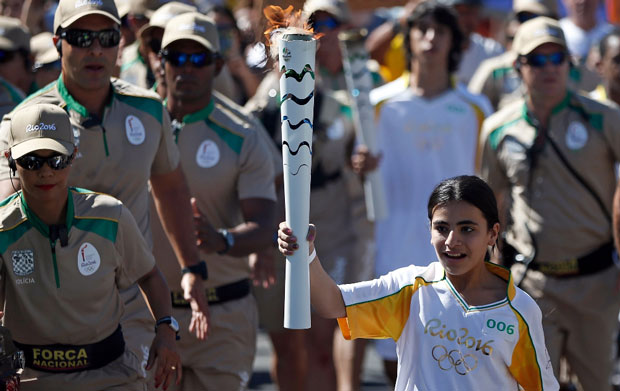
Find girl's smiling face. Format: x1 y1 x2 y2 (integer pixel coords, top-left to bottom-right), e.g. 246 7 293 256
430 201 499 278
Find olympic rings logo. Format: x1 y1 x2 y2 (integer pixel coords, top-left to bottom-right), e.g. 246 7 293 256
431 345 478 375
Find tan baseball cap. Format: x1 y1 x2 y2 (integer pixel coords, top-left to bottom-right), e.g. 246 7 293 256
53 0 121 34
9 104 75 159
513 0 558 18
303 0 352 24
127 0 162 18
31 32 59 66
138 2 196 41
512 16 566 56
161 12 219 53
0 16 30 51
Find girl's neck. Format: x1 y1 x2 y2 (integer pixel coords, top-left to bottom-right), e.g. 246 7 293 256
446 263 506 306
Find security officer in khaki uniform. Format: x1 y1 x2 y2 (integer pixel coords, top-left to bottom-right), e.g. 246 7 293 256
1 103 180 390
152 12 276 390
0 0 209 386
120 1 196 91
468 0 599 111
480 17 620 391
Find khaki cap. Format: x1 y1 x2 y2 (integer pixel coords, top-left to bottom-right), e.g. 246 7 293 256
303 0 352 23
0 16 30 51
513 0 558 18
138 2 196 41
127 0 162 18
53 0 121 34
9 104 75 159
115 0 131 18
30 32 59 65
513 16 566 56
161 12 219 53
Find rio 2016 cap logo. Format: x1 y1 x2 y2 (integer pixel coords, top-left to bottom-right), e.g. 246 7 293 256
74 0 103 8
26 123 56 132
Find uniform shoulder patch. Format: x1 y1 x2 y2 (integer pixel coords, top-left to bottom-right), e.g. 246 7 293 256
71 190 121 243
484 100 524 150
567 92 612 132
112 78 163 124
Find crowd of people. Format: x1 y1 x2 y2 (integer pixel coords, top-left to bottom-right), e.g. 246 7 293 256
0 0 618 390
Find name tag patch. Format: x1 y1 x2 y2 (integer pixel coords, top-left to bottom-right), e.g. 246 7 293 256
125 115 146 145
77 243 100 276
196 140 220 168
565 121 588 150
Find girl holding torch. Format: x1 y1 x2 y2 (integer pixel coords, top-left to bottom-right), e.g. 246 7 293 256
277 175 559 391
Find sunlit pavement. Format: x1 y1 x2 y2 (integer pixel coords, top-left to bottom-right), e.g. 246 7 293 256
249 330 392 390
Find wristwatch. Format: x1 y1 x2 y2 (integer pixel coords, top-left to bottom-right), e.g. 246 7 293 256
181 260 208 280
155 316 180 340
217 229 235 254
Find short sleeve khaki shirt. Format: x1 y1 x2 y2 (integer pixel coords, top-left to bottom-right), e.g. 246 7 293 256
0 76 180 245
0 188 155 345
480 92 620 262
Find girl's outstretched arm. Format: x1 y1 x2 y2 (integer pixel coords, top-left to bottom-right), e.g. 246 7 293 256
278 222 346 319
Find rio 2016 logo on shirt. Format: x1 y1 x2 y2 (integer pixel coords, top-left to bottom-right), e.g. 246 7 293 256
424 318 494 356
431 345 478 375
77 243 100 276
12 249 34 276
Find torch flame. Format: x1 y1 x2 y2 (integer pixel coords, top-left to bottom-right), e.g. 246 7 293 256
263 5 323 59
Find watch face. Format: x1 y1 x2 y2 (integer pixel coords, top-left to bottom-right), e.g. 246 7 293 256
170 316 180 332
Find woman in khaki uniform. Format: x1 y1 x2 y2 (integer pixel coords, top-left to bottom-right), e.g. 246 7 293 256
0 103 180 391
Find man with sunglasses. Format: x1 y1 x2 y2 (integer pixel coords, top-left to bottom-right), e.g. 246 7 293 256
0 0 210 387
0 16 36 98
153 12 276 390
480 17 620 391
469 0 600 112
120 1 195 91
468 0 557 111
304 0 351 91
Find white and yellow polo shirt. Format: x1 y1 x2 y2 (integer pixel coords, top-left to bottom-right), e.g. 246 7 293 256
337 262 559 391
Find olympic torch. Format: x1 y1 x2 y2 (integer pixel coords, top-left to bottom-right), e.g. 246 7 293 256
339 29 387 221
265 6 317 329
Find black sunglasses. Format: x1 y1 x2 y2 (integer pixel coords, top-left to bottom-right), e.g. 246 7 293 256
60 29 121 48
520 51 567 68
16 153 74 171
161 50 217 68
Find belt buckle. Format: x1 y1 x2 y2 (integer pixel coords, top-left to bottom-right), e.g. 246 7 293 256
538 257 579 276
206 287 219 303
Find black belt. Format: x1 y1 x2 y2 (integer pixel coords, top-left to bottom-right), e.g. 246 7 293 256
15 325 124 373
528 241 615 278
171 278 250 307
